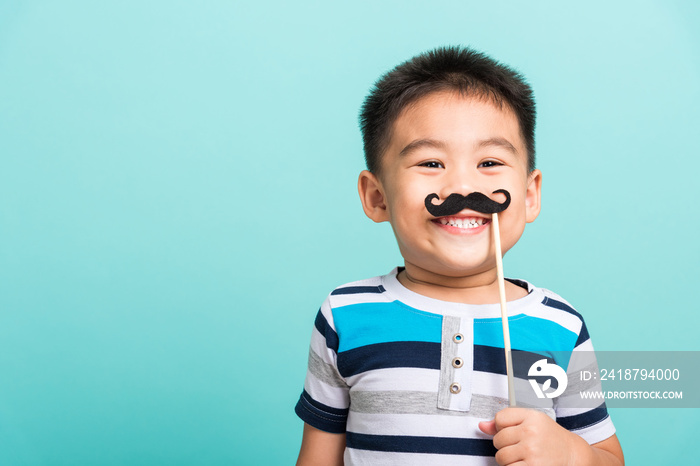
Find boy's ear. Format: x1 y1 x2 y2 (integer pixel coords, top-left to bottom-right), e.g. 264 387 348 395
358 170 390 223
525 169 542 223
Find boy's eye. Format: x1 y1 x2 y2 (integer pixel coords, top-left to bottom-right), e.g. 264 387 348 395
478 160 502 168
419 161 444 169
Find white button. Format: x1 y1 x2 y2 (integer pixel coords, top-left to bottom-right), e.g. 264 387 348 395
450 383 461 394
453 333 464 344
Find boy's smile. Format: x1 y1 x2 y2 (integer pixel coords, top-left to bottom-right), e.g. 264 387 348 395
358 91 542 303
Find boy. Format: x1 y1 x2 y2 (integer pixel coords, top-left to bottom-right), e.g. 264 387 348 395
295 46 623 465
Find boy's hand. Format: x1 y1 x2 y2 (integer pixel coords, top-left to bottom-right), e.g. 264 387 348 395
478 407 590 466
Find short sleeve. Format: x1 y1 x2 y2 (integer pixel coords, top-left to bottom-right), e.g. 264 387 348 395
554 318 616 445
294 297 350 434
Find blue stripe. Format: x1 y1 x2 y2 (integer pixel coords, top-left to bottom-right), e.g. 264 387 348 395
314 310 339 353
346 432 497 456
541 297 590 347
337 341 440 378
295 390 348 434
474 315 578 355
331 285 386 295
556 404 609 431
333 302 442 352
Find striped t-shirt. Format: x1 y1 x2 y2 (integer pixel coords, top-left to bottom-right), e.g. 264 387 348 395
295 268 615 465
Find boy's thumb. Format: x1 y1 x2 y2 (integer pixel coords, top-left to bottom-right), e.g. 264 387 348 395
478 420 497 436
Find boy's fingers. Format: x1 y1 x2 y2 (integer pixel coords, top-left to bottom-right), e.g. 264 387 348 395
477 420 497 436
494 444 526 466
493 407 529 430
492 425 522 450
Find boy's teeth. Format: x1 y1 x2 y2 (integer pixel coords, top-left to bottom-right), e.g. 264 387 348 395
439 217 486 229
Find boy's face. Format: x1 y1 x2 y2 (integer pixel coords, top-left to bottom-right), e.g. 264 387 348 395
358 91 542 282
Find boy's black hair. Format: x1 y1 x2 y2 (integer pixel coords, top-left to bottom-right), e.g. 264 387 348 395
359 46 536 175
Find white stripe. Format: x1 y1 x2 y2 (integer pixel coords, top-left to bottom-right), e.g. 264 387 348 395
347 412 493 438
344 448 497 466
318 298 337 328
330 292 391 309
335 276 384 288
572 417 616 445
470 371 509 399
304 373 349 410
566 345 597 372
345 367 440 392
523 305 583 335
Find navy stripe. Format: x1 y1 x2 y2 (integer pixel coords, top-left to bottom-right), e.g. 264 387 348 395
337 341 440 378
299 389 349 416
505 277 530 292
295 389 348 434
475 345 558 385
575 321 590 348
331 285 386 295
557 403 608 430
541 297 590 347
314 310 339 353
336 342 561 384
541 297 581 318
347 432 497 456
334 343 559 382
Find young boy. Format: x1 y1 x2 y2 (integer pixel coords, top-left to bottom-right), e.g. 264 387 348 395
295 46 624 465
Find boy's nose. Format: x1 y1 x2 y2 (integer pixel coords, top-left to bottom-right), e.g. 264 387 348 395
439 168 482 199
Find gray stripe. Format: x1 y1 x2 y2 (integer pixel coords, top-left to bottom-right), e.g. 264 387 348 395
437 316 461 409
308 349 348 388
566 361 602 395
350 390 512 419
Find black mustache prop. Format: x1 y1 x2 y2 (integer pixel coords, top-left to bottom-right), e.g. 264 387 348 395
425 189 511 217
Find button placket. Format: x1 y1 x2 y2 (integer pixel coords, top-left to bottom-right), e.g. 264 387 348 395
438 316 473 412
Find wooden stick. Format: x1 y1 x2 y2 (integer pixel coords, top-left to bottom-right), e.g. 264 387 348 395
492 212 516 407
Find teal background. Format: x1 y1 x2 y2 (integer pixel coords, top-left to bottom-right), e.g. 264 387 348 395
1 1 698 464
